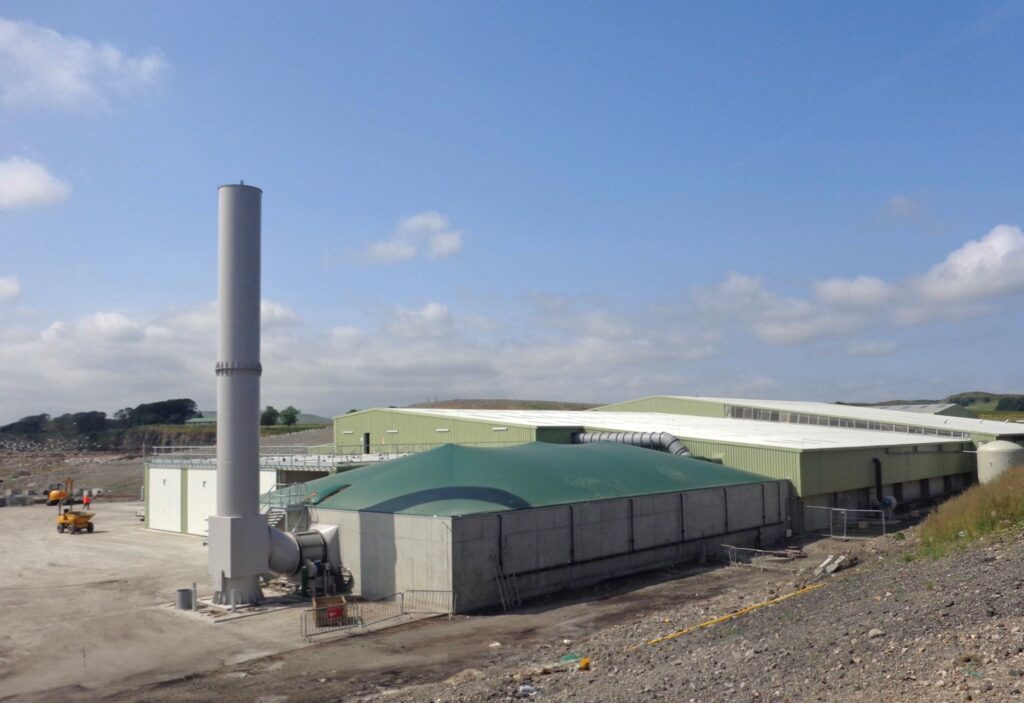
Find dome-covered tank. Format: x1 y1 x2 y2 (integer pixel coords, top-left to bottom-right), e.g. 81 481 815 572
977 440 1024 484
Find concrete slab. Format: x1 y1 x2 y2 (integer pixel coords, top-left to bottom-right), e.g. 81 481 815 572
0 502 309 701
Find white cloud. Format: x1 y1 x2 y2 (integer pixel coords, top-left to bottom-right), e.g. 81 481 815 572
698 273 859 345
387 302 453 339
261 300 301 327
0 274 20 300
6 223 1024 423
0 156 69 209
752 312 858 346
366 212 464 262
78 311 141 341
428 231 463 258
40 320 65 342
695 224 1024 348
0 16 169 111
0 292 721 423
366 239 417 262
814 276 892 307
913 225 1024 303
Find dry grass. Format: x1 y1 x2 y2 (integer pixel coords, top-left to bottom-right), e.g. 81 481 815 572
919 466 1024 557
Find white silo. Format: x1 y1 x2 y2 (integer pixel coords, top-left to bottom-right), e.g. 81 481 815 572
977 440 1024 484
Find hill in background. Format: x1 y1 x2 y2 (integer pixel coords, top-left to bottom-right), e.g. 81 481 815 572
407 398 600 411
862 391 1024 416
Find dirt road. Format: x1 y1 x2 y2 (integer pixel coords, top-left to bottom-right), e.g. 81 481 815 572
109 528 1024 703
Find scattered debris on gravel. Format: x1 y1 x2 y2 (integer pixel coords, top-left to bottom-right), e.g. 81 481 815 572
107 524 1024 703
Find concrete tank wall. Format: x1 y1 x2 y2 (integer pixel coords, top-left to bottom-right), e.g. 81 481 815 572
451 481 790 612
313 481 789 612
315 509 453 600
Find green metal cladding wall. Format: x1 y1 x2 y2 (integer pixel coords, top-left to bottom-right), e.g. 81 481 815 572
592 396 726 417
970 431 1018 445
333 409 538 449
678 439 803 492
798 442 974 496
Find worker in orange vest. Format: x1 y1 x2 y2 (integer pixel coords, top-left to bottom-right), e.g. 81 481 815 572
82 492 92 511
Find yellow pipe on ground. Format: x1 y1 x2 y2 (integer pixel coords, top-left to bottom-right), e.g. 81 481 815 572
645 582 825 646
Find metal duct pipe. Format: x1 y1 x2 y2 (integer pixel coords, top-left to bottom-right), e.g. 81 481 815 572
571 431 691 456
208 184 269 606
268 528 328 576
872 457 883 504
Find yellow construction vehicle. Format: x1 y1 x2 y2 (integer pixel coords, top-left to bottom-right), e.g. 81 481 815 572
46 478 76 506
54 479 94 534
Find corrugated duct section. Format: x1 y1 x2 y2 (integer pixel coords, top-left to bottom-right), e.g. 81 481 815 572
572 431 691 456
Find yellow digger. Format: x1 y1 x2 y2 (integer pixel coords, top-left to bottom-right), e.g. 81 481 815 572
46 479 76 506
54 479 94 534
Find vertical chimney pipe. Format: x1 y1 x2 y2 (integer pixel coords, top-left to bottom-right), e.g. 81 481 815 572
208 183 268 605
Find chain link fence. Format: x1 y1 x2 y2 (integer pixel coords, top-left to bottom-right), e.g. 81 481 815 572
804 506 889 540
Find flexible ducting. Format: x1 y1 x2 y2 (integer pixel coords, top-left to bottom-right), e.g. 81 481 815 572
572 431 691 456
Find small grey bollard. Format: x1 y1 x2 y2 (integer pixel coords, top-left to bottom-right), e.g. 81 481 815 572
176 588 193 610
191 582 198 612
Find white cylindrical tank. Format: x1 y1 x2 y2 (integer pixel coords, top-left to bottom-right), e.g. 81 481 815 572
977 440 1024 484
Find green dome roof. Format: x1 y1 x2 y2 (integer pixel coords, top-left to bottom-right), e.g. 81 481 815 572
292 442 768 517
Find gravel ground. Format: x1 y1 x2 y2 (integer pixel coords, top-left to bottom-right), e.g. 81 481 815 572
260 427 333 447
110 525 1024 703
369 529 1024 703
0 449 143 497
0 429 330 500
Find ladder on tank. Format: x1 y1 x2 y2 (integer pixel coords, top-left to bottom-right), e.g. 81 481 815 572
491 555 521 612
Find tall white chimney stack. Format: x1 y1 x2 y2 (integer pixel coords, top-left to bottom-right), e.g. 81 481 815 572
208 183 268 605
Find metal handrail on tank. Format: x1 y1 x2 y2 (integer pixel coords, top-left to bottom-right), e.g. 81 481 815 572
147 440 533 468
260 482 311 508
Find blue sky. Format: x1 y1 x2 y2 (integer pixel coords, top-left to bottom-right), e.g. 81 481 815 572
1 1 1023 423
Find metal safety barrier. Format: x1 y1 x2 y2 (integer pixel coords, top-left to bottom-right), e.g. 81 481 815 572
804 506 888 540
299 590 455 642
301 593 403 642
403 589 456 616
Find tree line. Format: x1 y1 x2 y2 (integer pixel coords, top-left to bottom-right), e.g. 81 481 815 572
1 398 310 436
0 398 199 436
260 405 301 426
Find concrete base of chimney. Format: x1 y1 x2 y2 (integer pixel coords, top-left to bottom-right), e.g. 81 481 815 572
208 514 269 606
212 573 264 606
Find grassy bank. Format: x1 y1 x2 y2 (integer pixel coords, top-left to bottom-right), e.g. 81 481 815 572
919 466 1024 557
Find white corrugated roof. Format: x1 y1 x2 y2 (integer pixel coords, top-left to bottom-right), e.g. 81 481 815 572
394 409 959 451
664 396 1018 435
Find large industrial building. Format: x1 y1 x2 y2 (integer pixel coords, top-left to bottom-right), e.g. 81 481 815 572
327 405 983 512
300 441 788 610
144 393 1022 611
593 396 1024 445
